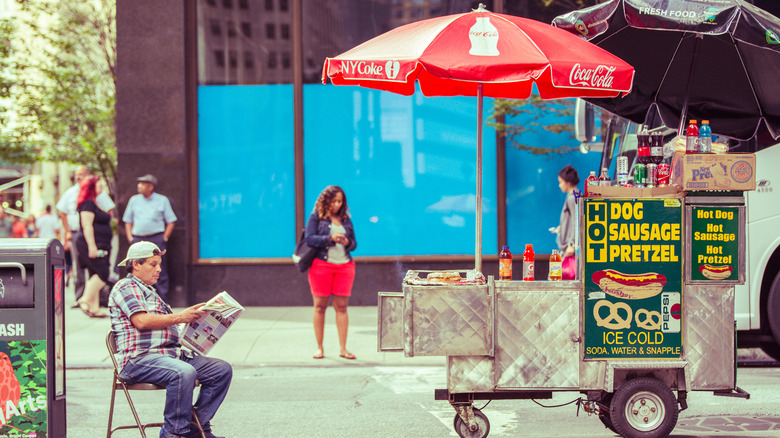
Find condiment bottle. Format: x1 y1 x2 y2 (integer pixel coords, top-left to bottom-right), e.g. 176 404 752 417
523 244 535 281
549 249 562 281
499 245 512 281
584 171 598 197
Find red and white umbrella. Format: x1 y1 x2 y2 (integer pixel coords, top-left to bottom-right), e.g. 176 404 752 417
322 4 635 271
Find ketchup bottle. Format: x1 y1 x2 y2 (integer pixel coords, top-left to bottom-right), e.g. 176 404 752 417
549 249 562 281
499 245 512 281
523 244 535 281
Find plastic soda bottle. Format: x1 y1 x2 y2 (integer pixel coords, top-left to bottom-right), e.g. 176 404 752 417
636 125 650 165
598 167 611 186
584 171 598 197
698 120 712 153
499 245 512 281
523 244 535 281
548 249 562 281
686 119 699 153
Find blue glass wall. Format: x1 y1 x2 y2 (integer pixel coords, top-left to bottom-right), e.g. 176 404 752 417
198 85 295 258
197 84 599 259
303 85 497 256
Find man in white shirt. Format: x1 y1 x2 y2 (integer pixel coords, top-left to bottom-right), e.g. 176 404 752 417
35 205 60 239
56 165 116 304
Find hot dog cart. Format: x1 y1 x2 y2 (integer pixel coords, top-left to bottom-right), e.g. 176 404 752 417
378 189 750 438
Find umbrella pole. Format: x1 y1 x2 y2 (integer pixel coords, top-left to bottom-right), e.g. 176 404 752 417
476 84 483 272
677 34 702 135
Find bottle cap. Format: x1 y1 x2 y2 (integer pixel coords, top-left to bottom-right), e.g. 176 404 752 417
702 120 709 124
525 244 532 248
502 245 508 250
690 119 697 123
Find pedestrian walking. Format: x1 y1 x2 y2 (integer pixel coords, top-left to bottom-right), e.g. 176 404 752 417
35 205 60 239
0 206 12 238
551 165 579 280
305 185 357 360
110 241 231 438
57 165 116 305
76 176 111 318
122 174 177 302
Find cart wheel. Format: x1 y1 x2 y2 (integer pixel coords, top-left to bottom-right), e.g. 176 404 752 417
453 407 490 438
610 378 678 438
598 394 617 433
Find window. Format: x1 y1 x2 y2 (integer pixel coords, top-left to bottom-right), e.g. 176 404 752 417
209 19 221 37
238 0 249 9
222 0 232 8
267 52 277 69
281 52 291 69
264 0 273 11
213 50 225 68
280 23 290 40
227 21 237 37
206 0 217 5
265 23 276 39
241 22 252 38
229 50 238 68
244 51 254 69
279 0 288 11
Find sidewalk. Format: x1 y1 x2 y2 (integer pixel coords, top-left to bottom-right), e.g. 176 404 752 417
65 305 441 369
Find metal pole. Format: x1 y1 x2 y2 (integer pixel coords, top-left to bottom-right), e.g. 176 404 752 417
476 84 483 272
677 33 702 135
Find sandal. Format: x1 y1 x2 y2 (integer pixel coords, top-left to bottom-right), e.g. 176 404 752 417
339 352 356 360
313 350 324 359
78 301 108 318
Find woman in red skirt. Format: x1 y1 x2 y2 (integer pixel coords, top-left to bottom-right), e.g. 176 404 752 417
305 185 357 360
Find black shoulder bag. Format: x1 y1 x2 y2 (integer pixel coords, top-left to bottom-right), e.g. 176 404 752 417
292 229 317 272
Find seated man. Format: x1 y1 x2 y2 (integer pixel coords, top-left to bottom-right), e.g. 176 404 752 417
109 241 232 438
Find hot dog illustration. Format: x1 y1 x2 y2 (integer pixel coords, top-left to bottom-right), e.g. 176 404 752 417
591 269 666 300
699 264 733 280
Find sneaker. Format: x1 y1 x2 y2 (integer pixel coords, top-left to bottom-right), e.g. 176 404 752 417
199 431 225 438
159 428 191 438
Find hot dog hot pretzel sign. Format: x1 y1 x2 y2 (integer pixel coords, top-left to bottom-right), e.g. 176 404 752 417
583 198 683 359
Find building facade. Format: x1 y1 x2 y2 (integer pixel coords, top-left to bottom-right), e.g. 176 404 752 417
116 0 602 306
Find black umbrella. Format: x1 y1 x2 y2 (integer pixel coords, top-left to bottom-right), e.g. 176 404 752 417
553 0 780 141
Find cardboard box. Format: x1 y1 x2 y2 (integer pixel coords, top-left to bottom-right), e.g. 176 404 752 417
671 152 756 191
588 184 683 198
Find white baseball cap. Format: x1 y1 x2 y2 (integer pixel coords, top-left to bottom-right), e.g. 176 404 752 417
119 241 166 267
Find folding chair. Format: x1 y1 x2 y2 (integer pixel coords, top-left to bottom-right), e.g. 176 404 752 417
106 331 206 438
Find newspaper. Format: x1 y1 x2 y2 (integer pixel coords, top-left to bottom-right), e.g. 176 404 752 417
180 291 244 356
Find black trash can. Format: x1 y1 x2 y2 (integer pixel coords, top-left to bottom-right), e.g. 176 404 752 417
0 238 66 437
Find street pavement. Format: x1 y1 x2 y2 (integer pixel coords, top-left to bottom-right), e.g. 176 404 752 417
65 303 779 437
66 304 439 369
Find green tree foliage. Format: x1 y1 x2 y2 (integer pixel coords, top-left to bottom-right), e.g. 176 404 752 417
487 96 578 156
2 0 116 185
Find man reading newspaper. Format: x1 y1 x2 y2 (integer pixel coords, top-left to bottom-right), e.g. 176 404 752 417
181 291 243 355
109 242 232 438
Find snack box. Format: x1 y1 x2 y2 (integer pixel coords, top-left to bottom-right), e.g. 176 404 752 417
671 152 756 191
588 184 683 198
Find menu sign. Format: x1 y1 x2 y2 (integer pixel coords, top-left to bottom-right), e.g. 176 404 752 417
690 206 739 282
583 198 683 359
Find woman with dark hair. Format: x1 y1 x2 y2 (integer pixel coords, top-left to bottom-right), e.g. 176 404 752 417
553 165 580 279
305 185 357 360
76 176 112 318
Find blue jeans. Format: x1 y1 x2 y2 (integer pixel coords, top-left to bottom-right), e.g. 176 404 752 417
119 352 232 435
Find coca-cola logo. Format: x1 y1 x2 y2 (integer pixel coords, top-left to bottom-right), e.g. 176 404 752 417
469 30 498 38
569 64 616 89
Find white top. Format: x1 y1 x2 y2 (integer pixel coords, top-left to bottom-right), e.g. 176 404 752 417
56 184 116 231
35 213 60 239
327 224 349 264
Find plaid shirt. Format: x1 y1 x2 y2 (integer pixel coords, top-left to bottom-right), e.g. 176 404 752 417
109 274 180 371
